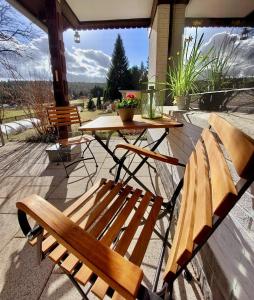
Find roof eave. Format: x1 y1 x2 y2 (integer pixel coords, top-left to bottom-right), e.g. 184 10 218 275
7 0 48 32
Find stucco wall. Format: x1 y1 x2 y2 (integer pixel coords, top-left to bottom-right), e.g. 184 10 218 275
147 110 254 299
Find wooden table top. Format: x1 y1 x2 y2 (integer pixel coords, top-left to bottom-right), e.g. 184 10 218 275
79 115 183 131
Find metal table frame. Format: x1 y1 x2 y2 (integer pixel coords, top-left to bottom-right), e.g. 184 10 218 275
92 127 170 192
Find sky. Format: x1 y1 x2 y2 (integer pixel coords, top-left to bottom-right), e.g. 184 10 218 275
24 28 149 82
1 0 254 82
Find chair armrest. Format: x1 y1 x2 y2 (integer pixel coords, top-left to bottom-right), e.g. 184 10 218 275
16 195 143 299
115 144 183 166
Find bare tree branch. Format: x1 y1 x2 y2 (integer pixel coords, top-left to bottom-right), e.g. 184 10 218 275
0 0 37 77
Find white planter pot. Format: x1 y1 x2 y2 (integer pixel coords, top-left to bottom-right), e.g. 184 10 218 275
175 96 190 110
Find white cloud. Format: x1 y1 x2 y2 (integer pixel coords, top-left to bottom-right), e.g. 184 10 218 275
0 34 111 82
66 47 111 82
201 31 254 77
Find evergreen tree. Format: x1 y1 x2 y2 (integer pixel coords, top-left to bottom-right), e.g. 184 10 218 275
87 97 96 111
129 65 140 90
128 62 148 90
106 34 131 101
90 85 103 98
97 95 102 109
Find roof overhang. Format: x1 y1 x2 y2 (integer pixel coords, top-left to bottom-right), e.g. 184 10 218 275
7 0 254 31
185 0 254 27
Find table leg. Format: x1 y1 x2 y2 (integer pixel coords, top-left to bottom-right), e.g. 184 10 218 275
109 129 147 175
123 129 169 187
94 133 150 191
116 130 157 173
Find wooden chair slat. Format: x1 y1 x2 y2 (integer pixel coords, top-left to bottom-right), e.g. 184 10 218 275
99 195 163 300
129 196 163 265
83 183 123 231
42 180 113 253
49 114 79 122
47 107 79 114
113 191 153 253
63 179 109 217
48 117 81 123
29 179 107 246
49 121 81 127
209 113 254 179
89 186 133 238
175 152 197 266
74 189 142 284
47 182 123 261
163 163 190 281
100 189 143 245
49 186 132 264
202 128 238 217
193 140 212 244
91 191 153 299
48 111 79 116
47 105 76 111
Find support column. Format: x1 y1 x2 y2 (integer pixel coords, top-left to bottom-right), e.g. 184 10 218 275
168 4 186 62
46 0 69 107
148 2 186 103
148 4 170 85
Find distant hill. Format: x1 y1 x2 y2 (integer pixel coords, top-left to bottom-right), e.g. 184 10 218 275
0 81 107 104
68 82 106 97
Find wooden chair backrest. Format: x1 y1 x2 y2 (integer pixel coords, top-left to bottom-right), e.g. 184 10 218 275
46 106 82 127
164 113 254 282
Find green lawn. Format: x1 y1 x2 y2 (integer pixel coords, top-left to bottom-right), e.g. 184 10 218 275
2 108 27 120
4 108 115 142
1 98 116 142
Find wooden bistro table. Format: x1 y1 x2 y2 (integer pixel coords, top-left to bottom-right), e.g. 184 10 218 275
79 115 183 192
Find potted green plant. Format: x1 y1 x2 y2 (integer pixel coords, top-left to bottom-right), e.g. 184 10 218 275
116 94 138 122
167 31 212 110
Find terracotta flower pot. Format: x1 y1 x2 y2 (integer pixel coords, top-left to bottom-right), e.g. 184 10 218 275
118 107 135 122
174 96 190 110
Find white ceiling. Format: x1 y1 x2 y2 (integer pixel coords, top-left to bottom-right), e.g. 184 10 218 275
66 0 154 21
186 0 254 18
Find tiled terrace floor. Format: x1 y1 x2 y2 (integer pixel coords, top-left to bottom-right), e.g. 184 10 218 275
0 140 204 300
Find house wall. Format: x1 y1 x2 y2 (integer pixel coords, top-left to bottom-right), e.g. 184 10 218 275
147 110 254 299
148 4 170 83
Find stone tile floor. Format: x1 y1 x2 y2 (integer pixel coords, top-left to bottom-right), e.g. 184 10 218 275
0 140 204 300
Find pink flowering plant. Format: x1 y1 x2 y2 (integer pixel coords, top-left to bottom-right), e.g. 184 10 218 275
116 93 138 109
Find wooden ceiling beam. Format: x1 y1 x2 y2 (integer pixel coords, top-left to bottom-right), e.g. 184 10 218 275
74 18 151 30
61 0 79 30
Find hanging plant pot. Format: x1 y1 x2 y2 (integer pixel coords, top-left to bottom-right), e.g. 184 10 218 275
175 96 190 110
118 107 135 122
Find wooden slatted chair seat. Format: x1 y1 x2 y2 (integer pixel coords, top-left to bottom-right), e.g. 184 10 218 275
58 134 95 146
17 114 254 299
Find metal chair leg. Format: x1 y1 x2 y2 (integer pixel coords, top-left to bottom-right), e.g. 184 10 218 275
86 141 98 167
65 273 89 300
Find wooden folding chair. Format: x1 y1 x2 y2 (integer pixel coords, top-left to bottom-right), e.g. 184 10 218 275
46 106 98 177
17 113 254 299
